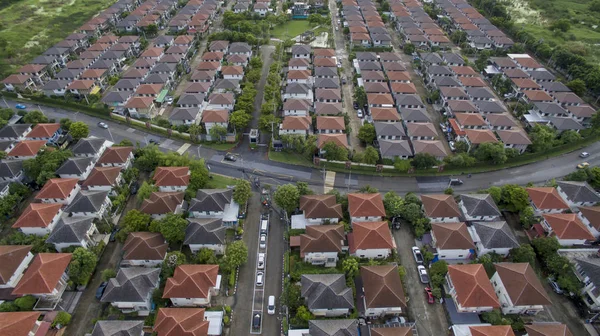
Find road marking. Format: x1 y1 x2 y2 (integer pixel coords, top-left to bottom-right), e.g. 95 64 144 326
324 171 336 193
176 143 191 155
126 128 136 133
250 214 268 335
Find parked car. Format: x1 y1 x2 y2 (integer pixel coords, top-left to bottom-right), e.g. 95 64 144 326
353 102 359 110
577 162 590 169
412 246 424 264
130 182 139 195
259 234 266 249
267 295 276 315
96 282 108 299
15 104 26 110
548 278 563 294
424 287 434 304
417 265 430 284
109 228 119 242
252 313 262 330
148 138 159 145
357 109 364 118
580 152 590 158
449 141 456 152
257 253 265 270
224 153 237 162
256 272 264 286
385 316 406 325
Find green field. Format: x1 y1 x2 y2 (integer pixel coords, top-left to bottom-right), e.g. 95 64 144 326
270 20 312 39
0 0 116 77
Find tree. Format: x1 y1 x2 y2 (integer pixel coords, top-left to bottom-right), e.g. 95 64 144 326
209 124 228 142
357 123 376 144
509 244 536 265
68 248 98 286
359 185 378 193
296 181 312 196
474 142 507 164
196 248 218 264
145 24 159 35
342 257 359 278
411 153 438 170
150 214 187 245
116 210 152 242
454 140 469 153
566 79 587 96
353 86 367 108
590 0 600 11
162 251 186 278
401 203 422 223
69 121 89 140
560 130 582 144
403 43 415 55
274 184 300 213
322 141 348 161
101 269 117 281
51 312 72 327
22 149 72 186
532 237 561 259
223 241 248 271
137 181 157 204
233 179 252 205
296 305 313 323
500 184 529 212
14 296 36 311
60 118 72 131
486 186 502 204
529 124 556 153
362 146 379 164
383 191 404 218
258 114 278 133
519 206 537 229
230 110 252 131
22 110 48 124
116 139 133 147
550 19 571 32
134 145 162 172
282 282 302 311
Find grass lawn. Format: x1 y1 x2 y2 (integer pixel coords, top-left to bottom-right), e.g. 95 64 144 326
270 20 313 39
0 0 116 77
268 150 314 167
206 174 238 188
201 142 237 151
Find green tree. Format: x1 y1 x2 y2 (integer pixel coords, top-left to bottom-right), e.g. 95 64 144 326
274 184 300 213
454 140 469 153
230 110 252 131
486 186 502 204
116 210 152 242
566 79 587 96
69 121 90 140
162 251 187 278
14 296 36 311
150 214 187 245
354 86 367 108
363 146 379 164
22 149 72 185
519 206 536 229
22 110 49 124
509 244 536 265
357 123 376 144
559 130 582 144
101 269 117 281
51 312 72 327
258 113 278 133
342 257 359 278
550 19 571 32
282 282 302 311
474 142 507 164
529 124 556 153
411 153 438 170
322 141 348 161
60 118 72 131
296 181 312 196
444 152 476 167
196 248 218 264
223 240 248 271
383 191 404 218
590 0 600 11
233 179 252 205
209 124 228 142
68 248 98 286
500 184 529 212
137 181 157 204
403 43 415 55
296 305 313 323
532 237 561 259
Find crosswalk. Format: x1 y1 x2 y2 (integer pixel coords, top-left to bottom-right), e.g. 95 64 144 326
176 143 191 155
323 171 336 193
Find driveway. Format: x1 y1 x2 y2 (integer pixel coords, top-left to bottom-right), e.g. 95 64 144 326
392 224 448 336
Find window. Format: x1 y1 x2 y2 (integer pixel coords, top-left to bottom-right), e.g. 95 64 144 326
458 255 463 257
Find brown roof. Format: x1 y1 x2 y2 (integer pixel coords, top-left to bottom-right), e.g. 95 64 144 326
8 140 45 157
283 99 311 111
494 263 551 306
431 222 475 249
287 70 311 80
455 113 486 126
421 194 461 218
201 52 224 61
447 264 500 308
154 308 209 336
370 327 412 336
141 47 164 58
67 79 95 90
12 203 62 229
140 191 185 215
387 71 411 81
163 265 219 299
316 88 341 100
371 107 400 121
289 58 310 67
2 74 31 85
196 61 220 70
299 224 345 256
202 109 229 123
314 48 336 57
469 325 515 336
35 178 79 200
154 167 190 187
524 324 573 336
514 57 542 69
299 194 343 219
317 134 349 149
412 140 448 158
448 100 478 113
390 82 417 94
406 122 438 138
12 253 72 295
316 116 345 131
0 245 32 285
136 84 163 95
0 312 41 336
174 35 194 45
543 213 594 240
459 77 487 87
486 114 518 128
123 232 168 261
281 116 312 131
314 58 337 67
451 66 477 76
512 78 540 89
26 123 60 138
82 167 121 187
360 265 407 309
348 193 386 218
97 146 133 165
125 96 154 109
81 68 106 79
580 206 600 230
367 93 394 105
18 64 46 73
465 129 498 144
221 65 243 75
349 221 394 252
526 187 569 210
524 90 554 102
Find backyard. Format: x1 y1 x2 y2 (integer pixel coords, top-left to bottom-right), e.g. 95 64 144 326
0 0 116 77
270 20 312 39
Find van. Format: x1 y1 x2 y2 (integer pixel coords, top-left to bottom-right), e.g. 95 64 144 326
257 253 265 270
252 313 261 329
267 295 275 315
260 219 268 235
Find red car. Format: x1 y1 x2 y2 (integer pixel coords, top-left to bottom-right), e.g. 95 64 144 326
425 287 435 304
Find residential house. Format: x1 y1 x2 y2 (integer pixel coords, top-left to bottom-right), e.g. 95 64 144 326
0 245 34 299
556 181 600 208
184 218 226 255
315 88 341 103
46 217 98 252
209 40 229 53
25 123 61 144
283 99 311 116
291 194 343 229
445 264 500 313
469 221 519 257
35 178 80 204
6 140 46 160
288 58 310 71
140 192 185 219
89 321 144 336
2 74 36 92
496 129 531 154
153 167 190 192
42 80 70 97
406 122 438 140
81 167 123 195
207 93 235 111
491 263 551 315
97 146 134 169
64 190 111 218
306 320 358 336
524 324 573 336
527 187 570 214
349 221 395 259
188 189 240 226
315 102 343 116
201 110 228 140
360 265 407 317
316 116 345 134
431 222 476 260
455 113 487 130
56 157 95 180
578 206 600 238
300 225 345 267
121 232 168 268
378 139 413 160
301 274 354 317
163 265 220 307
368 93 395 108
153 308 210 336
541 213 594 246
72 137 110 159
280 116 313 136
317 134 349 156
421 194 461 223
485 114 518 130
125 97 155 118
101 267 160 315
12 203 62 236
459 194 501 221
574 257 600 311
228 42 252 58
347 193 386 223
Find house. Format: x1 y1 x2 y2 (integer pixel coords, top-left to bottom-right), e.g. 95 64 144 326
421 194 461 223
300 224 345 267
578 206 600 238
184 218 227 254
306 320 358 336
82 167 123 195
527 187 570 214
368 94 395 108
378 139 413 160
64 190 111 218
315 102 343 116
89 321 144 336
406 122 438 140
280 116 312 136
451 325 515 336
207 93 235 111
485 114 518 131
35 178 80 204
348 221 395 259
153 167 190 192
125 97 155 118
140 192 185 219
301 274 354 317
2 74 36 92
201 110 228 140
491 263 551 315
446 264 500 313
7 140 46 160
541 213 594 246
0 312 50 335
0 124 32 142
228 42 252 57
12 203 62 236
153 308 210 336
97 146 134 169
574 257 600 311
283 99 311 116
469 221 519 257
0 245 34 299
556 181 600 208
524 324 572 336
12 253 72 310
317 134 349 155
25 123 61 144
72 137 110 158
209 40 229 53
101 267 160 315
360 265 407 317
431 222 475 260
288 58 310 71
459 194 501 221
291 194 343 229
163 264 220 307
122 232 168 268
316 117 345 134
455 113 487 130
221 66 244 80
347 193 386 223
56 157 95 180
292 45 311 59
496 129 531 154
46 217 98 252
169 108 201 127
188 189 240 226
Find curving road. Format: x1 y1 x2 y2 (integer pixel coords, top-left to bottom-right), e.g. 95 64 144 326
6 99 600 193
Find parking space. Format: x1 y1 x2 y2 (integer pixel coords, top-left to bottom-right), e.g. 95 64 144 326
249 213 268 335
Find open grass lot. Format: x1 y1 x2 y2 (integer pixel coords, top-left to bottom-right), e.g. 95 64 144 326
206 174 238 188
0 0 116 77
270 20 312 39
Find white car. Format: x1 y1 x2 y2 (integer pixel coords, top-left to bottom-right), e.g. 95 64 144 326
580 152 590 158
260 234 266 249
267 295 275 315
357 109 364 118
449 141 456 152
412 247 423 264
256 272 264 286
257 253 265 270
417 265 430 284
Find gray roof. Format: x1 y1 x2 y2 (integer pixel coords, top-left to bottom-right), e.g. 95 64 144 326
32 55 57 65
229 42 251 53
539 81 570 93
420 52 443 64
72 138 106 156
374 122 406 137
472 221 519 249
169 107 200 121
143 74 170 84
534 102 568 116
113 79 140 90
90 59 117 70
65 190 110 213
55 68 82 79
475 100 506 113
528 70 555 81
91 320 144 336
308 319 359 336
189 189 232 212
355 52 378 61
557 181 600 204
358 62 381 71
46 217 95 244
0 141 14 152
184 218 226 245
427 65 453 76
379 139 413 157
395 94 424 107
314 78 341 89
151 63 177 73
472 36 493 44
57 157 94 175
549 117 584 131
42 80 70 90
301 274 354 311
400 108 429 122
0 160 23 179
576 258 600 287
433 77 461 87
466 87 495 99
314 67 338 77
154 35 174 46
286 83 310 94
102 91 131 104
178 93 205 106
0 124 31 139
101 267 160 303
292 44 312 55
371 33 392 41
441 52 465 65
460 194 501 218
213 79 241 90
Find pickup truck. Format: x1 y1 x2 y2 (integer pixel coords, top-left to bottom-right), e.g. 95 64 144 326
412 246 424 264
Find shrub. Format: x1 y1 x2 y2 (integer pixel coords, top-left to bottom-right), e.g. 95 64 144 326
14 296 36 311
52 312 72 327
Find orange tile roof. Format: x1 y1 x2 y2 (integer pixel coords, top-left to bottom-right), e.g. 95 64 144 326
154 308 209 336
348 193 386 218
299 195 343 219
26 123 60 138
465 129 498 144
543 213 594 240
316 116 345 131
12 203 62 229
154 167 190 187
281 116 312 131
524 90 553 102
140 191 185 215
0 245 32 285
125 96 154 109
82 167 121 187
494 263 551 306
97 146 133 165
221 65 243 75
431 222 475 250
459 77 487 87
317 134 349 149
123 232 168 261
35 178 79 200
421 194 461 218
0 312 41 336
470 325 515 336
371 107 401 121
367 93 394 105
390 82 417 94
314 48 336 57
527 187 569 210
451 66 477 76
12 253 72 295
455 113 486 127
8 140 46 157
287 70 311 80
163 265 219 299
524 324 573 336
67 79 95 90
360 265 406 309
349 221 394 252
448 264 500 309
300 224 345 256
201 109 229 123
